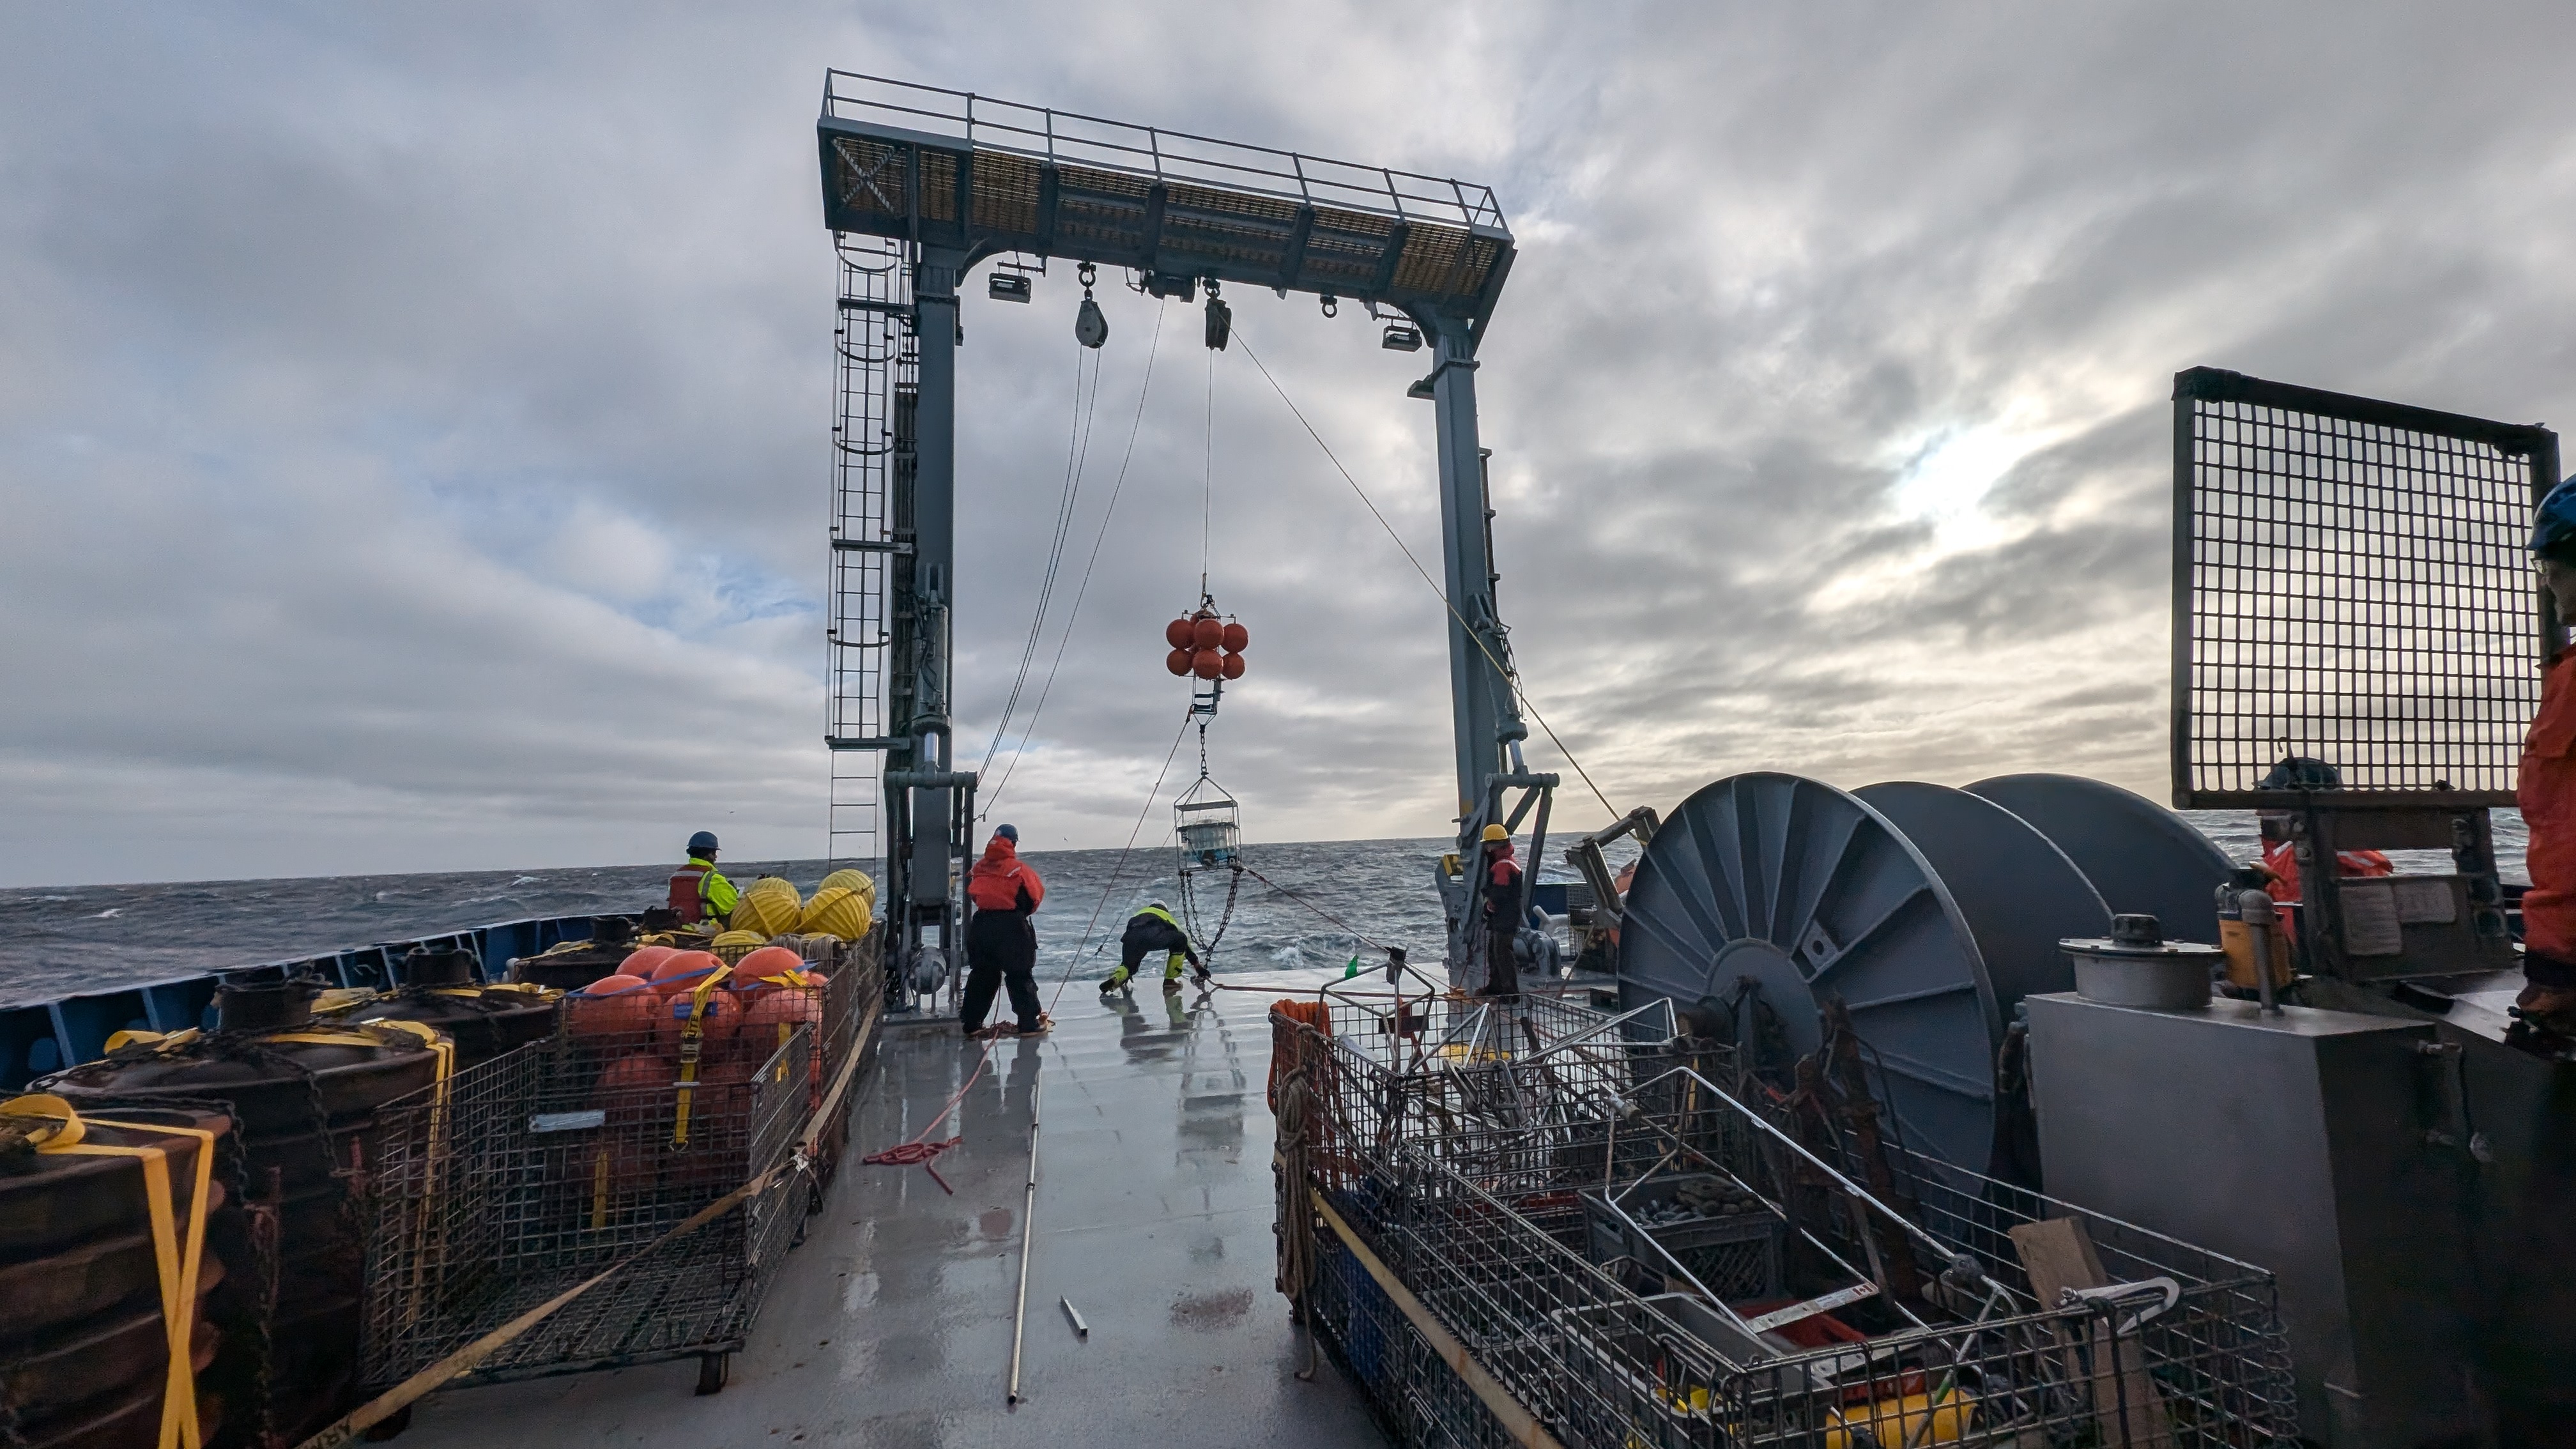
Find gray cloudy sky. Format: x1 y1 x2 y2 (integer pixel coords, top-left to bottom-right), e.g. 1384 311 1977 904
4 3 2572 887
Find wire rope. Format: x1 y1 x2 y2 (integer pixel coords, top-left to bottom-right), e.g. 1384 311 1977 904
977 342 1103 782
1042 710 1196 1004
1201 340 1215 599
1231 328 1620 820
983 301 1170 815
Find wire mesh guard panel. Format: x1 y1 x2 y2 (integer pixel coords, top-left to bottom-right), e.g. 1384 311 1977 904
1275 995 2297 1448
358 979 841 1386
2175 371 2555 803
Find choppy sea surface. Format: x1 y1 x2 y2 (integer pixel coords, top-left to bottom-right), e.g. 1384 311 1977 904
0 809 2528 1009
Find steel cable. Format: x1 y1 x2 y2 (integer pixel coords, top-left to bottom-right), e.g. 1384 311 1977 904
982 302 1171 815
977 341 1103 785
1231 328 1619 820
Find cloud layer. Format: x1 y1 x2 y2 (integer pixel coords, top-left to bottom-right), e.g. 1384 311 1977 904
4 2 2573 886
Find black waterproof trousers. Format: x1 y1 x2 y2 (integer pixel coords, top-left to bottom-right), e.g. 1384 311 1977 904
962 907 1043 1032
1483 924 1522 999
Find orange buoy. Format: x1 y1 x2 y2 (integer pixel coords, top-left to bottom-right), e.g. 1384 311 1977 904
733 945 807 983
619 945 678 979
1165 617 1195 649
1192 649 1224 680
1192 616 1224 650
594 1052 672 1128
1165 648 1194 677
1222 621 1248 652
1221 652 1245 680
650 950 724 994
571 974 658 1041
741 986 824 1060
654 985 739 1054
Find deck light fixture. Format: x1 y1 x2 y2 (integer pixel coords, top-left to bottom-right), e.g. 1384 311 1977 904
1381 323 1422 353
988 273 1032 303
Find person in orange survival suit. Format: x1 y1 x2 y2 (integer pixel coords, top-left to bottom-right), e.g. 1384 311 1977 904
2251 757 2393 942
2518 479 2576 1023
962 825 1050 1039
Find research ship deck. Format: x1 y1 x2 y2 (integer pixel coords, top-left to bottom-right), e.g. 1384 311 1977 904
394 967 1384 1448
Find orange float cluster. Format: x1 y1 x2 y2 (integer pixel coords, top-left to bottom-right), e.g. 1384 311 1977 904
1163 610 1249 681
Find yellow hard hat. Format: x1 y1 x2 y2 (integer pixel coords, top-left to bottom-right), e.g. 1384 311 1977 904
1481 824 1510 843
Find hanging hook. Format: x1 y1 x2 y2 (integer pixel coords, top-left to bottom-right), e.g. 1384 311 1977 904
1319 293 1338 319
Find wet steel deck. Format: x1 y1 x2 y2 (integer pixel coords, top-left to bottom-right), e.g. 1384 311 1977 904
397 968 1384 1448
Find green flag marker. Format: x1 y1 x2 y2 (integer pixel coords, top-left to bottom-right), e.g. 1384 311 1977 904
1343 956 1360 979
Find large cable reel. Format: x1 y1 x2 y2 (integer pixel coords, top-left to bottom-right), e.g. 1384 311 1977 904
1617 772 2112 1172
1965 772 2238 944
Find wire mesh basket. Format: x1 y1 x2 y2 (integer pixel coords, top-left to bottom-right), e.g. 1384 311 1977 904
1272 992 2298 1448
357 963 869 1390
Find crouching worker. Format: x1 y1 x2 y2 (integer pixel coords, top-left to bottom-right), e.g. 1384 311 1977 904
1100 900 1208 994
963 825 1050 1039
2521 479 2576 1025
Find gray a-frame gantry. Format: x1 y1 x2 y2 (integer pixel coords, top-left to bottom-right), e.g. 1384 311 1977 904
815 73 1545 997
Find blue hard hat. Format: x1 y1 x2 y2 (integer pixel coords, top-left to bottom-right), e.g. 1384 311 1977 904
687 831 719 854
2258 756 2341 791
994 824 1019 842
2532 477 2576 559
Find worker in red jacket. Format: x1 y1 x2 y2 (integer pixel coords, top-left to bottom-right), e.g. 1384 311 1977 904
1479 824 1524 998
2521 480 2576 1023
2251 757 2393 946
962 825 1049 1038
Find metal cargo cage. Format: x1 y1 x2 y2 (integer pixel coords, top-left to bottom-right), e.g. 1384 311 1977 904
1271 992 2298 1447
358 958 873 1393
1174 775 1242 870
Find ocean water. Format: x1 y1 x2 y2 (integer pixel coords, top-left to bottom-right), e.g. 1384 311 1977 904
0 809 2527 1009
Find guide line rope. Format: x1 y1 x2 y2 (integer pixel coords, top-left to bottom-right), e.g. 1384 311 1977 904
1047 709 1197 999
983 302 1171 816
1232 328 1619 820
979 339 1104 786
1200 338 1216 598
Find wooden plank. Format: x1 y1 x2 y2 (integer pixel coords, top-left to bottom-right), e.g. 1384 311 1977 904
2010 1217 2174 1449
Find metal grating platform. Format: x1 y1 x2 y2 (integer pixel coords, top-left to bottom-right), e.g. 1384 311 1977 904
2169 367 2562 807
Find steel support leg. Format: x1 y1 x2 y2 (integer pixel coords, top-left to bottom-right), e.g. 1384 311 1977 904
906 246 965 975
1429 318 1521 827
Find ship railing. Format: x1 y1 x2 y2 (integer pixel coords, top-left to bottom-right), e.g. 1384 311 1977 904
820 70 1507 234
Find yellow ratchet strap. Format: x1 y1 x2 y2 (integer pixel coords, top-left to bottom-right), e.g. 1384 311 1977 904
102 1028 203 1057
672 963 734 1146
2 1095 217 1449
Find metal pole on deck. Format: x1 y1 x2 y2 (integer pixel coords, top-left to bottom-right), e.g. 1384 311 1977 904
1005 1065 1045 1404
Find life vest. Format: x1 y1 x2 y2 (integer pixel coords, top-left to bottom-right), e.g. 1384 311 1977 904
1483 847 1522 919
668 865 712 923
